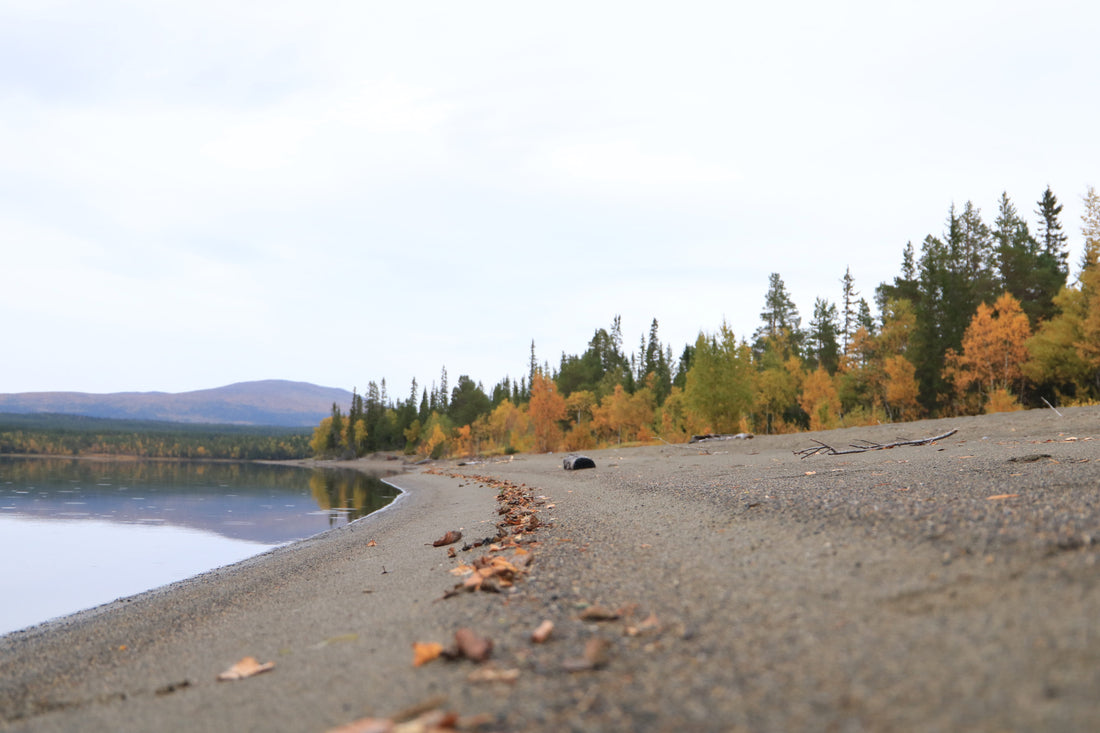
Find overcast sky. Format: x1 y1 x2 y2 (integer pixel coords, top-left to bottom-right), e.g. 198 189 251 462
3 1 1097 397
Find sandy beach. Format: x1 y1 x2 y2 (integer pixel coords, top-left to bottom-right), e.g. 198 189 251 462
1 406 1098 731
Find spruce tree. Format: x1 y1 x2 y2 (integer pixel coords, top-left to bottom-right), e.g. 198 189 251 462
754 272 802 356
1035 186 1069 277
840 267 858 353
806 298 841 374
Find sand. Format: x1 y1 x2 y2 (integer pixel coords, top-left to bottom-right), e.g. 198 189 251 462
1 406 1098 731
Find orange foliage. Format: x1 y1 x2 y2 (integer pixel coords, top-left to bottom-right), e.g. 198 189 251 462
528 372 566 452
798 367 840 431
946 292 1032 408
883 354 921 421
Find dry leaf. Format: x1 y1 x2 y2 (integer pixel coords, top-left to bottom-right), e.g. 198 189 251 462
217 656 275 681
366 539 377 547
986 493 1020 501
579 605 619 621
412 641 444 667
584 637 612 667
453 628 493 663
531 619 554 643
562 638 612 672
328 709 460 733
328 718 393 733
625 612 660 636
467 667 520 684
433 530 463 547
446 546 456 558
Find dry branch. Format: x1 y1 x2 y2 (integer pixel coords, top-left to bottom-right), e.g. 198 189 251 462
794 428 958 459
689 432 755 443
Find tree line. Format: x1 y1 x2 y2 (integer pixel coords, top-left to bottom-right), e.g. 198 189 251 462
0 413 312 459
314 185 1100 459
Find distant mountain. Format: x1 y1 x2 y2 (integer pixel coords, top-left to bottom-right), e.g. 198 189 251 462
0 380 354 427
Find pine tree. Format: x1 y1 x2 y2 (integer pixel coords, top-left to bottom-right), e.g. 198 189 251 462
840 267 858 353
806 298 840 375
1035 185 1069 278
993 191 1062 326
754 272 802 355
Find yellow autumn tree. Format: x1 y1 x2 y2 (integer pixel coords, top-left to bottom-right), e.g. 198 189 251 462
528 371 566 452
798 366 840 431
484 399 532 454
683 324 754 434
1025 188 1100 402
591 381 656 445
562 390 598 450
945 292 1032 413
883 355 921 421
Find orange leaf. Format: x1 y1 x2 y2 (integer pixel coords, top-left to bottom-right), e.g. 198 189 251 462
531 619 554 643
433 530 463 547
366 539 377 547
453 628 493 663
467 667 520 684
412 641 444 667
986 493 1020 501
217 656 275 681
579 605 619 621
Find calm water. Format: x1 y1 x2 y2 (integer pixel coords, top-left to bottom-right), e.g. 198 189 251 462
0 457 400 635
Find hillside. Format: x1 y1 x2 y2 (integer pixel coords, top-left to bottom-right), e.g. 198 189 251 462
0 380 353 427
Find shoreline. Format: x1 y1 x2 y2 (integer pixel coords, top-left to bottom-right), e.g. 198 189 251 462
1 406 1098 731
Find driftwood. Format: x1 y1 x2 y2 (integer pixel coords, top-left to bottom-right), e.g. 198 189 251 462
794 428 958 459
563 455 596 470
689 432 754 444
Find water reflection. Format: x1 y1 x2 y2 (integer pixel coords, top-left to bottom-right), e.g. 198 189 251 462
0 457 400 544
0 457 402 635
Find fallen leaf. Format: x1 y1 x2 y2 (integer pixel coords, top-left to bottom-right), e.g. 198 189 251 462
625 612 660 637
446 546 456 558
584 637 612 667
452 628 493 663
433 530 463 547
531 619 554 643
562 638 612 672
986 493 1020 501
466 667 520 684
328 708 460 733
327 718 392 733
366 539 377 547
412 641 443 667
217 656 275 681
579 605 620 621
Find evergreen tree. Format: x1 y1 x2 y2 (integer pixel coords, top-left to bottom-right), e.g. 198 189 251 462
1035 185 1070 278
673 343 695 390
806 298 841 375
840 266 859 353
754 272 802 356
876 241 920 312
438 366 449 410
448 375 491 428
993 191 1063 326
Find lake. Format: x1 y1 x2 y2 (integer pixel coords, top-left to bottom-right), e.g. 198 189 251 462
0 456 400 636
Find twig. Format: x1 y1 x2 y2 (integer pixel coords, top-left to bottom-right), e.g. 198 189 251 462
689 432 754 443
794 428 958 459
1041 396 1064 417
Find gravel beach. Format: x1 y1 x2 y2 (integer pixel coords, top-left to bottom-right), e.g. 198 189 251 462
1 406 1098 732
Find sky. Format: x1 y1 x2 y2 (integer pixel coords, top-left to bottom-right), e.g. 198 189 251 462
3 1 1098 398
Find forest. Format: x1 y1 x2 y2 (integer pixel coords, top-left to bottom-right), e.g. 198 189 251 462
313 185 1100 460
0 413 312 459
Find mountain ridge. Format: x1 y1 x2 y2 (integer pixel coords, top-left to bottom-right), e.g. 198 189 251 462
0 380 353 427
